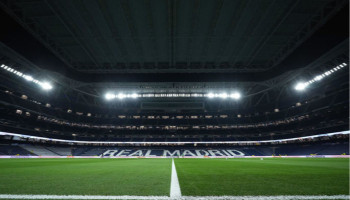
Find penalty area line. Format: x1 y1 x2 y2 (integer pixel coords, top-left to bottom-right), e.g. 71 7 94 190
0 195 349 200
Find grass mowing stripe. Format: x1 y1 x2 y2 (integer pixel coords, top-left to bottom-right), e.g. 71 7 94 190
0 159 172 196
0 194 349 199
175 158 349 196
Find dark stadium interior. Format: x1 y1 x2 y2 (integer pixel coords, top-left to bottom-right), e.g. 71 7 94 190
0 0 349 156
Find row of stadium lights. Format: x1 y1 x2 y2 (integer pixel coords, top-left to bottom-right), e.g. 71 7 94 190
1 62 347 96
0 64 53 90
295 63 347 91
106 63 348 100
1 63 241 99
105 92 242 100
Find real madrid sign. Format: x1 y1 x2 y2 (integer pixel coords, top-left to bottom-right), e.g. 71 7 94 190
102 149 245 157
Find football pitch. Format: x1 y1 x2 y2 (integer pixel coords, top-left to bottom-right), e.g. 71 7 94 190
0 158 348 199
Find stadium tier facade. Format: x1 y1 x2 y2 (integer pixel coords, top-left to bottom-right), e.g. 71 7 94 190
0 66 349 158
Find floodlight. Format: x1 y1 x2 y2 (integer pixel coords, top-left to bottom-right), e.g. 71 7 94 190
208 93 215 98
40 82 53 90
230 92 241 99
314 75 323 81
24 75 33 81
295 82 307 91
105 93 115 100
220 93 228 99
131 93 138 98
117 93 125 99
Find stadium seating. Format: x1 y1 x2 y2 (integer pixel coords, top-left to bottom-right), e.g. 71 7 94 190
45 147 72 156
0 144 35 156
0 142 347 157
19 144 60 156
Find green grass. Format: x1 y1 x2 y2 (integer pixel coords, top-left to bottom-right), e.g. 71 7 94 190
175 158 349 196
0 158 348 197
0 158 171 196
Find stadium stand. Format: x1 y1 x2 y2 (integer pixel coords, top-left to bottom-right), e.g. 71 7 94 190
0 144 35 156
79 148 106 156
44 146 72 156
0 141 348 157
19 144 60 156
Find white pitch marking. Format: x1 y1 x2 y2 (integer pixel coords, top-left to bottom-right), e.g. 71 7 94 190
170 159 182 198
180 196 350 200
0 194 349 200
0 195 168 199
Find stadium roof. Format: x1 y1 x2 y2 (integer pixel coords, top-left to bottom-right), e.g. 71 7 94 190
0 0 348 109
0 0 348 80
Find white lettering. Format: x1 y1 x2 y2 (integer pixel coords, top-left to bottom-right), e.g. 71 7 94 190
208 150 225 156
182 150 196 156
195 150 209 156
102 150 118 156
145 150 157 156
116 150 131 156
163 150 180 156
227 149 245 156
129 150 143 156
222 150 232 156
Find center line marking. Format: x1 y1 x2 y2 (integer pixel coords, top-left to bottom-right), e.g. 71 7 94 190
170 159 182 198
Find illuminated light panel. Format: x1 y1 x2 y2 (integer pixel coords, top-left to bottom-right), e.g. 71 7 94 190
295 82 308 91
104 92 242 100
105 93 115 100
39 82 53 90
24 75 34 81
294 63 348 91
105 93 141 100
1 64 53 90
222 93 228 99
230 92 241 99
314 75 322 81
207 93 215 98
206 92 241 99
